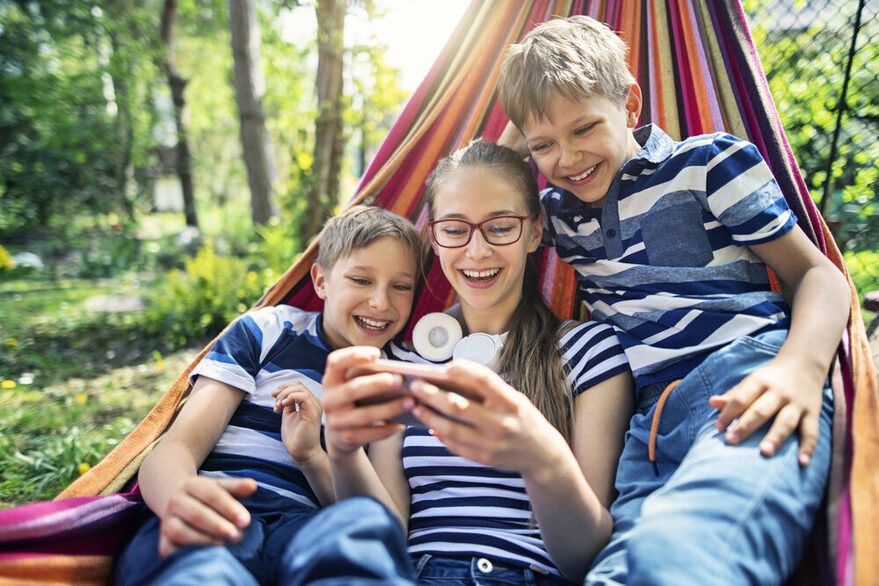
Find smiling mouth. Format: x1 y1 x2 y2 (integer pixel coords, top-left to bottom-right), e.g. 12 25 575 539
355 316 391 331
567 163 599 182
462 268 500 282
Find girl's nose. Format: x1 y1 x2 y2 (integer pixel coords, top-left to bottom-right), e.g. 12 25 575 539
465 228 492 258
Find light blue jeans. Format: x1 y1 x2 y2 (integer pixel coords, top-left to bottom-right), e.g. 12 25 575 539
281 497 575 585
114 488 318 586
586 329 833 585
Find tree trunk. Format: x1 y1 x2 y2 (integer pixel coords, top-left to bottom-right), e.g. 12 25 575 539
229 0 276 227
108 26 136 224
303 0 346 241
160 0 198 228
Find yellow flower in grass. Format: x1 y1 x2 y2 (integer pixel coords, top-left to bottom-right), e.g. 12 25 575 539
78 462 91 475
1 380 15 389
154 360 166 370
5 338 17 349
75 393 87 403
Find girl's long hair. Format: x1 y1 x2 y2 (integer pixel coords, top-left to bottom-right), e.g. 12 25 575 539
423 141 572 442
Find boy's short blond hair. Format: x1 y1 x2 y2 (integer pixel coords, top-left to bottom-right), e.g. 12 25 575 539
498 15 636 128
316 204 422 271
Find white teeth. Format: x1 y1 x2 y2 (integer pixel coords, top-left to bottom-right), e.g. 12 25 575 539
463 268 500 279
357 316 390 330
569 164 597 181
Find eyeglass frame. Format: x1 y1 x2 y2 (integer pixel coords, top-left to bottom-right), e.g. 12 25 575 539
427 214 537 248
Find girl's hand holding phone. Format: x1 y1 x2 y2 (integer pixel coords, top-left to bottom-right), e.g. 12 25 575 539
321 347 418 458
408 359 568 477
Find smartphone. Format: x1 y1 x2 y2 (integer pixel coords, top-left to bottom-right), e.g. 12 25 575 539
346 359 474 427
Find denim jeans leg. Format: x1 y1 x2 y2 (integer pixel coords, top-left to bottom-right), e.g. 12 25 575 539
279 496 416 586
114 514 260 586
587 330 833 586
585 382 693 586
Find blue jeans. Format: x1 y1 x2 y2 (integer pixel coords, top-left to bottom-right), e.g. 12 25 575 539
281 496 414 586
413 554 574 585
281 497 573 585
114 487 319 586
586 329 833 585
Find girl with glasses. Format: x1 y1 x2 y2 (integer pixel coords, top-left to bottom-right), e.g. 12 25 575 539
289 141 634 585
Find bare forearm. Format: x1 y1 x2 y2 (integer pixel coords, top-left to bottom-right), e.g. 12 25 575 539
781 263 850 379
297 451 335 506
330 450 406 527
522 440 612 581
138 440 200 516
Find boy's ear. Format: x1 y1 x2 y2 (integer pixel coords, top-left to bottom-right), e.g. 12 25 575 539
311 263 328 300
625 83 643 128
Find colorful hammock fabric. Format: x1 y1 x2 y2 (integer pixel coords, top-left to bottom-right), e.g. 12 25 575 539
1 1 876 584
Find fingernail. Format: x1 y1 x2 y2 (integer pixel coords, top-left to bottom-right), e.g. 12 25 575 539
402 397 415 409
760 441 775 455
799 453 811 467
726 431 739 443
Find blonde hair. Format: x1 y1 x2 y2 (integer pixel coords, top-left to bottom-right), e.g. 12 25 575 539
498 15 635 128
316 205 423 272
423 141 573 442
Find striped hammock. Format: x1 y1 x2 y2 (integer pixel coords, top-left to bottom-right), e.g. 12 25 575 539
1 1 876 585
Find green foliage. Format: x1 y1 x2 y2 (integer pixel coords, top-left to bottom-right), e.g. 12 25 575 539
142 239 273 347
845 248 879 305
746 2 879 254
0 1 163 239
0 427 109 504
0 245 12 272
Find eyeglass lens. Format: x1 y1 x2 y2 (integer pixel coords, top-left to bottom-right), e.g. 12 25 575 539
433 216 523 247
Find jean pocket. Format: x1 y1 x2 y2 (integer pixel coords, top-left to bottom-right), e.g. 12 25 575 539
641 199 713 267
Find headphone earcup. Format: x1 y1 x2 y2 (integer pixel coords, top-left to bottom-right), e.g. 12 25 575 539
412 312 463 362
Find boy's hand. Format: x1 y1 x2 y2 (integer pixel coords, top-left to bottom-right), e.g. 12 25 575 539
322 346 414 459
272 382 323 465
709 357 825 467
157 476 256 558
497 120 530 158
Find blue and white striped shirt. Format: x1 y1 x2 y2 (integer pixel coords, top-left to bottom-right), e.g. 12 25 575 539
189 305 331 510
388 320 628 575
542 125 794 392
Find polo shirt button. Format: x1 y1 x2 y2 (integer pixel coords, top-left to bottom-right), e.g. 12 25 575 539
477 558 493 573
606 228 617 238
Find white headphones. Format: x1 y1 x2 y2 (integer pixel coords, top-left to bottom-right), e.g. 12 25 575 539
412 312 506 371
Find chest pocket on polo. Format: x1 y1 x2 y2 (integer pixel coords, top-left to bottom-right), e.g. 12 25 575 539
640 199 713 267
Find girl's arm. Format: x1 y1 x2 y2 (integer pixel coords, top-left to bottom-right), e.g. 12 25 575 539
710 225 850 465
138 375 256 557
408 362 634 581
321 346 416 527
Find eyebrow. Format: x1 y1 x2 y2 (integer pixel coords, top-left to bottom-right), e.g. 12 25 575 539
346 265 416 279
525 115 595 144
437 210 520 220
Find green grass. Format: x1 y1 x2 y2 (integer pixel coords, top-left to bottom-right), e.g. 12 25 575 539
0 275 203 507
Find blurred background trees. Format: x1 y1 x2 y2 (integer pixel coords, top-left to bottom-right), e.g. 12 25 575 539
0 0 407 265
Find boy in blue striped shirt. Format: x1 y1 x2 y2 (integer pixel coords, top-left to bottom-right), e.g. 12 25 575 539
498 15 849 586
114 205 422 585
